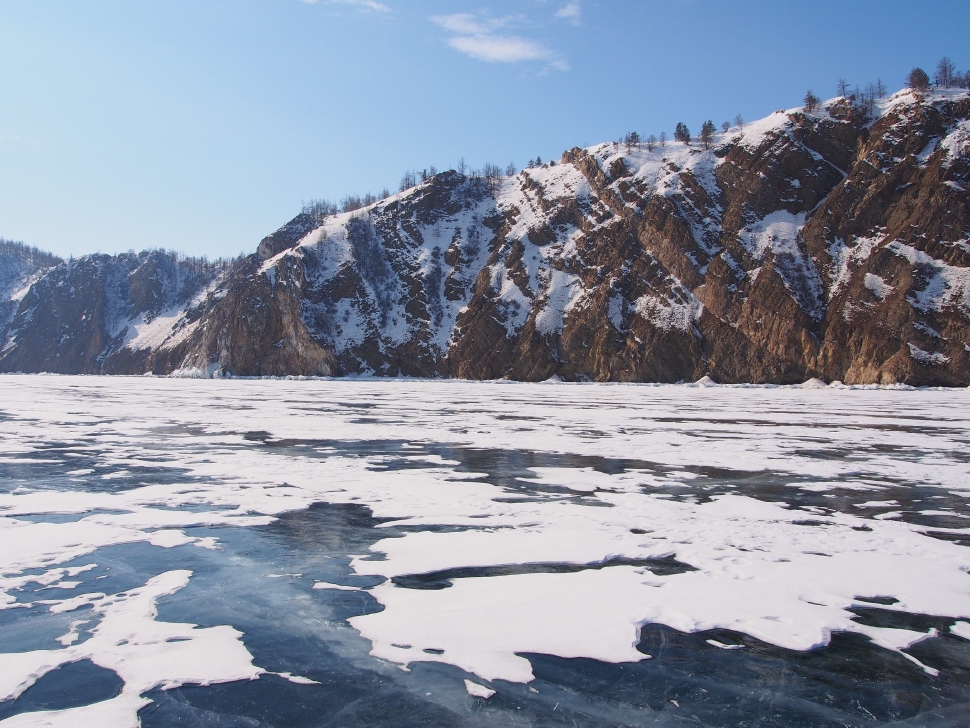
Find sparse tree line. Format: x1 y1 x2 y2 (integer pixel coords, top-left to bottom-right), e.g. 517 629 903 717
302 191 390 218
825 77 889 114
302 157 527 221
620 114 744 153
119 248 239 277
0 238 62 268
802 57 968 119
301 56 968 224
42 245 238 285
162 249 240 276
402 159 508 197
907 56 969 92
619 56 966 159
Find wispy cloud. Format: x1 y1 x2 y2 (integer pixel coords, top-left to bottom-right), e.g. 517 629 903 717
300 0 391 13
554 1 582 25
448 34 550 64
430 12 568 71
432 13 507 35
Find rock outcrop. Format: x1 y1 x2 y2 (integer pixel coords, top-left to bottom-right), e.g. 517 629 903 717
2 89 969 384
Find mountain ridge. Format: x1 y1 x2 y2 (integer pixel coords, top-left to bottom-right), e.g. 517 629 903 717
2 88 969 385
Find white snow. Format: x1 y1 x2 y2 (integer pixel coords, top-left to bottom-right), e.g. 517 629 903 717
580 140 723 254
737 111 794 152
607 292 625 331
519 163 591 209
298 193 502 354
738 211 806 261
516 466 625 493
916 138 940 166
488 264 532 336
115 272 227 354
272 672 321 685
706 639 743 650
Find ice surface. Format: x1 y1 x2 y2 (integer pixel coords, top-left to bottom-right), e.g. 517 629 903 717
0 570 261 727
952 621 970 641
1 376 969 721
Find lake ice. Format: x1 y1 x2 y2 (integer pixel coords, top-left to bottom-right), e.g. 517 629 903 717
0 376 969 726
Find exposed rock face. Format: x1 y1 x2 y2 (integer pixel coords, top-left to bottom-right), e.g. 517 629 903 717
2 89 969 384
172 254 337 377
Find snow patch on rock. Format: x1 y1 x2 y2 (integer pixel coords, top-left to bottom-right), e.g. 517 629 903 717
864 273 894 301
907 344 950 366
633 289 702 333
889 242 970 315
535 270 584 336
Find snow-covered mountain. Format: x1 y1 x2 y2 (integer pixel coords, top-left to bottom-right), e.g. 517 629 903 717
2 88 969 384
0 250 233 374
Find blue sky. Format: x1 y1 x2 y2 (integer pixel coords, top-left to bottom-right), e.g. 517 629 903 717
1 0 967 259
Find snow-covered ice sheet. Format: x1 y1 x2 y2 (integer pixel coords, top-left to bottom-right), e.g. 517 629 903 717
1 376 969 724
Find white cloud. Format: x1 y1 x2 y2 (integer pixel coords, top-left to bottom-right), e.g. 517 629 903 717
430 12 567 71
447 34 549 64
431 13 506 35
554 1 581 24
300 0 391 13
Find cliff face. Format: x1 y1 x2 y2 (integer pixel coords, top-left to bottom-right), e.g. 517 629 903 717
2 89 969 384
805 95 970 385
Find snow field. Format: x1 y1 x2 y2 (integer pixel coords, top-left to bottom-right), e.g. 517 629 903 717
0 376 969 722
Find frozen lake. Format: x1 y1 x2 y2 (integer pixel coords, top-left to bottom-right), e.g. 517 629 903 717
1 376 969 727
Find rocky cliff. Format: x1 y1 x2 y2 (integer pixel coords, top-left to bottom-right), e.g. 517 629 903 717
2 88 969 385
